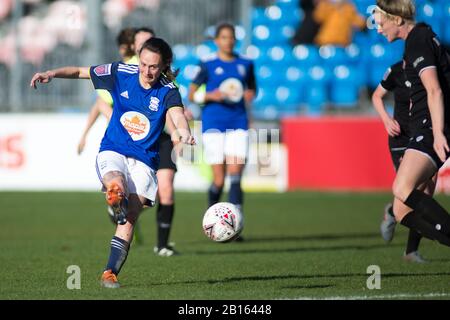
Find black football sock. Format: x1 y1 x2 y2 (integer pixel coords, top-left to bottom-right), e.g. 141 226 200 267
400 211 450 247
387 204 395 218
105 236 130 275
405 229 422 254
208 184 223 207
156 204 174 249
405 190 450 235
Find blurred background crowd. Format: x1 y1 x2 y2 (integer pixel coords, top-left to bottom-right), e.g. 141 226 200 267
1 0 449 120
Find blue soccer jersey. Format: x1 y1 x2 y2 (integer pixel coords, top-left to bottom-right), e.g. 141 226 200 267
192 53 256 133
89 62 182 170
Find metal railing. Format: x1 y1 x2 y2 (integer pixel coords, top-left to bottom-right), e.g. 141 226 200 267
1 0 256 112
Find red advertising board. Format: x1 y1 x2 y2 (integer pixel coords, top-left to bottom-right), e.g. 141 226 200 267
281 116 395 191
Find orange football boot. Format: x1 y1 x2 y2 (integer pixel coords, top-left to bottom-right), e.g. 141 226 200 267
101 269 120 288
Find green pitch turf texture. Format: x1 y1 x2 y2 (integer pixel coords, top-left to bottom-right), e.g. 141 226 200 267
1 191 449 300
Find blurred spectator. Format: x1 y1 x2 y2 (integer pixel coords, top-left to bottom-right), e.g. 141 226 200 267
313 0 366 47
292 0 321 45
0 0 13 21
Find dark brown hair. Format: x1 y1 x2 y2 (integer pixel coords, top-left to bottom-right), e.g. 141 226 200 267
139 37 179 81
215 22 236 39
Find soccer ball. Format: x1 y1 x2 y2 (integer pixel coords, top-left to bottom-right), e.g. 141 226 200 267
202 202 244 242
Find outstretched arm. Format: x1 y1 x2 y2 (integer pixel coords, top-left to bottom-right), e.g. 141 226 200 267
30 66 90 89
167 107 195 145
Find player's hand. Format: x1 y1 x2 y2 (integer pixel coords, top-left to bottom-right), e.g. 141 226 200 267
77 137 86 155
384 117 401 137
206 90 225 102
244 89 255 104
30 71 53 89
433 132 449 163
181 135 196 145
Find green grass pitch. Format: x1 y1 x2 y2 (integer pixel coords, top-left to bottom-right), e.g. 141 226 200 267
1 191 449 300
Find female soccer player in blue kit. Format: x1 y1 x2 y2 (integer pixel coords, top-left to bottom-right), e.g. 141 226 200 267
30 37 195 288
188 23 256 239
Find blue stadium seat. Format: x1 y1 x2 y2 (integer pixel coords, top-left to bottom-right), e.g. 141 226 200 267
266 45 295 66
173 44 198 67
245 44 269 66
256 64 285 87
265 5 303 27
252 87 281 120
353 31 374 50
194 41 216 60
366 43 403 88
330 65 360 107
292 44 321 67
179 64 200 86
276 86 302 112
253 87 273 108
318 45 349 68
253 105 280 121
441 2 450 45
252 7 270 26
417 2 443 38
252 24 279 47
275 0 299 10
267 24 296 45
305 66 330 114
355 0 375 16
283 66 307 85
345 43 362 66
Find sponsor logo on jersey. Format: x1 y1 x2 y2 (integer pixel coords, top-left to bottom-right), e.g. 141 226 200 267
120 91 129 99
413 56 425 68
93 64 112 76
149 96 160 112
120 111 150 141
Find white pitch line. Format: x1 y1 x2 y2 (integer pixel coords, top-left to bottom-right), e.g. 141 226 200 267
284 292 450 300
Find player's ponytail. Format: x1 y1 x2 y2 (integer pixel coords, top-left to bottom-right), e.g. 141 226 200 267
139 37 179 81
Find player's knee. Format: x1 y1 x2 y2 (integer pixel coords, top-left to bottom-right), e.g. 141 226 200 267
213 179 225 189
104 171 126 190
158 185 174 204
392 178 412 203
126 209 140 225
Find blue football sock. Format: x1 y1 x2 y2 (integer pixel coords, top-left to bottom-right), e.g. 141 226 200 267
105 236 130 275
228 174 243 210
208 183 223 207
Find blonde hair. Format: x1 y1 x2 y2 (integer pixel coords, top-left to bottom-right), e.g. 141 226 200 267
375 0 415 22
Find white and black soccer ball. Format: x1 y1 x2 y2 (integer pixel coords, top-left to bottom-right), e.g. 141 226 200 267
202 202 244 242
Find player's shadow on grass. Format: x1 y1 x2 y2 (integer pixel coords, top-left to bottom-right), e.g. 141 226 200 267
192 242 404 255
281 284 335 290
427 258 450 263
150 272 450 287
185 232 385 246
243 232 381 243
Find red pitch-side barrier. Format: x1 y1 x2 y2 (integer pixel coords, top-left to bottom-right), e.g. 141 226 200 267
281 116 395 191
